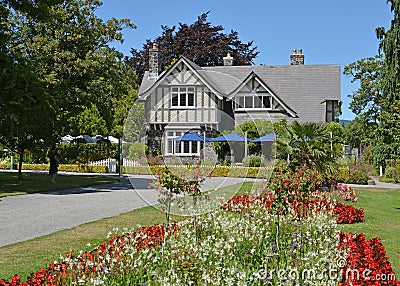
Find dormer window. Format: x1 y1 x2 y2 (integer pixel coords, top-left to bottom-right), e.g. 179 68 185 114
235 93 273 109
171 87 195 107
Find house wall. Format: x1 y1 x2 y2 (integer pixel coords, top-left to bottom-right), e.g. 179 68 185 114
234 111 289 126
146 85 221 126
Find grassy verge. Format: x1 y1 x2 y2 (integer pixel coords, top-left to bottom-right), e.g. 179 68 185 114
0 172 118 197
338 187 400 275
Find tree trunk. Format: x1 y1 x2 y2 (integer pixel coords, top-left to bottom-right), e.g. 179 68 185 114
18 149 24 181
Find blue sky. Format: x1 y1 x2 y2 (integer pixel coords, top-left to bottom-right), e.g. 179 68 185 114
95 0 393 120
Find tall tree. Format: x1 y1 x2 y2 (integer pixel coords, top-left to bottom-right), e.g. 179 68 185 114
343 55 383 123
0 0 137 179
23 0 137 137
0 0 61 180
125 12 259 84
374 0 400 168
376 0 400 109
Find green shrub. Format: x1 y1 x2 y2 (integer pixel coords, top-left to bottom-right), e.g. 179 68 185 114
128 143 148 160
362 146 374 165
334 168 350 183
334 162 371 185
384 166 399 178
0 163 10 169
385 159 400 168
210 166 230 177
0 163 108 173
242 155 266 167
123 166 163 175
383 166 400 183
123 165 273 178
347 169 369 185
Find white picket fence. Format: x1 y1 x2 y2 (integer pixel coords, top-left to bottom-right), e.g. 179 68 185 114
90 158 116 173
123 158 140 167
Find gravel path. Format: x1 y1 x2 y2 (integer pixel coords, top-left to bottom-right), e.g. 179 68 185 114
0 175 257 247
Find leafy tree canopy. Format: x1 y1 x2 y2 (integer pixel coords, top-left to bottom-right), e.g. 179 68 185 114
0 0 137 179
372 0 400 167
343 55 383 122
125 12 259 84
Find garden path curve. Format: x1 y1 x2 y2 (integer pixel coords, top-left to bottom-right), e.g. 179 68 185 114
0 174 258 247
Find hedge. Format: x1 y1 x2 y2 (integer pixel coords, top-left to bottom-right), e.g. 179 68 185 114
0 163 108 173
123 165 274 178
332 167 369 185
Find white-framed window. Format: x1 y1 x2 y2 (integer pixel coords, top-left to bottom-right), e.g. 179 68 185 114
235 93 273 109
165 131 200 155
171 87 195 107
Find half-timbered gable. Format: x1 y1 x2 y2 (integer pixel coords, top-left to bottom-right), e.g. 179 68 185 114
228 72 297 125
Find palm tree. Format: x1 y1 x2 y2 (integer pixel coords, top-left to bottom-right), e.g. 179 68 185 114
275 121 337 174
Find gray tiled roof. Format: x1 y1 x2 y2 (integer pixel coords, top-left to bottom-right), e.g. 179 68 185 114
138 57 340 122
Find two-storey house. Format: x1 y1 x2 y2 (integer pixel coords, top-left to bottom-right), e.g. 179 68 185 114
137 45 340 158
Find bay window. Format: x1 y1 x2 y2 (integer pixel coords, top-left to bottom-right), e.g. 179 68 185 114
165 131 200 155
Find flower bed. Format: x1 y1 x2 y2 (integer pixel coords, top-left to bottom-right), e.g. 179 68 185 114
338 232 400 285
0 207 397 285
1 207 343 285
0 224 178 286
223 194 365 224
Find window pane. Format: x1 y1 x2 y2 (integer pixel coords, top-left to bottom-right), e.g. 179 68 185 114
326 111 333 122
188 92 195 106
326 101 333 111
172 94 178 106
245 96 253 108
254 96 262 108
192 141 198 153
263 96 271 108
167 140 173 153
183 141 190 153
180 93 186 106
237 96 244 108
175 141 181 153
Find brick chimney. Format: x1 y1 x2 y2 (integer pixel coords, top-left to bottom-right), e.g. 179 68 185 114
149 43 161 78
290 49 305 65
223 53 233 66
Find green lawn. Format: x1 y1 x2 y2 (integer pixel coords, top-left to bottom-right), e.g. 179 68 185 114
0 172 118 197
339 187 400 275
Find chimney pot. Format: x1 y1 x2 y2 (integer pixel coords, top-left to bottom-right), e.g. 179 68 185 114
290 49 305 65
223 53 233 66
